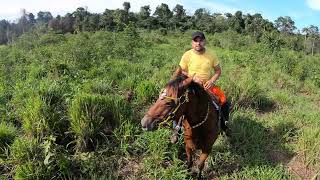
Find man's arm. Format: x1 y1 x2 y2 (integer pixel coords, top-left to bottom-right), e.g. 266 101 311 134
204 65 221 89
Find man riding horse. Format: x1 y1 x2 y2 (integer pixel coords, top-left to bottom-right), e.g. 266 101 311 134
171 31 231 143
140 31 232 178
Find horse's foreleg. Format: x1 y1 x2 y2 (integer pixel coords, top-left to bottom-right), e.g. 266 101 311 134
185 146 193 169
197 151 209 178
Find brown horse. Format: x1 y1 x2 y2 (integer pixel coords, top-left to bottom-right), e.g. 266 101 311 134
141 67 221 178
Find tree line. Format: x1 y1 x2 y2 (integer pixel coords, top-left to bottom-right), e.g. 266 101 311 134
0 2 319 54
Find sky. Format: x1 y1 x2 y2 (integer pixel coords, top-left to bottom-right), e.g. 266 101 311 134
0 0 320 31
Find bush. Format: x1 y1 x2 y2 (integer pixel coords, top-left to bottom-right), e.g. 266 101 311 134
90 31 115 61
65 32 97 70
39 33 66 45
0 122 18 155
222 66 268 109
296 126 320 166
113 23 141 61
69 93 127 152
16 80 70 139
135 80 158 104
159 28 168 36
10 137 41 163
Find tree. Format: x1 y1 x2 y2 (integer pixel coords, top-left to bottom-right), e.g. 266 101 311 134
113 9 126 31
18 9 28 33
101 9 115 31
37 11 53 24
193 8 213 32
73 7 89 32
0 20 10 44
88 13 100 31
139 5 151 19
137 5 152 29
212 14 228 33
244 13 265 41
227 11 245 33
172 4 187 31
61 13 75 33
123 2 130 14
154 3 173 28
123 2 131 25
302 25 319 55
274 16 296 35
48 15 62 32
28 13 36 27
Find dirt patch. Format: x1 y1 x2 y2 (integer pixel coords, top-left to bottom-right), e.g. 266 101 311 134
267 149 293 165
287 155 319 180
118 158 141 178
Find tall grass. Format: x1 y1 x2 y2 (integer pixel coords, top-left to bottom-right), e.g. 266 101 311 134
69 93 128 152
0 122 18 157
0 30 319 179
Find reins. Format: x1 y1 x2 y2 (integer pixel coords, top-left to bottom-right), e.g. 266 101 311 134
159 88 211 129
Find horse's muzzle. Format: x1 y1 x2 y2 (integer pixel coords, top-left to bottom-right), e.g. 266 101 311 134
141 115 159 131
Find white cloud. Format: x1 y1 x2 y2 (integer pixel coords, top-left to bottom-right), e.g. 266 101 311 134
306 0 320 10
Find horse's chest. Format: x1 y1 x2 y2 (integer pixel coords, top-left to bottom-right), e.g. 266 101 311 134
184 128 209 148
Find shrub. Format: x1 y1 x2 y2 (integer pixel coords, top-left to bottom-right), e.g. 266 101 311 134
159 28 168 36
19 95 47 138
222 66 268 109
0 122 18 155
65 32 97 70
135 80 158 104
17 80 70 139
10 137 41 163
90 31 114 61
296 126 320 166
38 81 71 140
113 23 141 61
39 33 66 45
69 93 127 152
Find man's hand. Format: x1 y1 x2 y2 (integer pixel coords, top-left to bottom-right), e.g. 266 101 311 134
204 80 215 90
192 76 203 86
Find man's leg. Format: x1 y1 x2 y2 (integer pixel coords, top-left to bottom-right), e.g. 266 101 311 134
170 117 184 144
221 100 231 136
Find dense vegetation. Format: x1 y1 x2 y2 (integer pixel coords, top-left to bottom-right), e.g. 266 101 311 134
1 2 320 55
0 2 319 179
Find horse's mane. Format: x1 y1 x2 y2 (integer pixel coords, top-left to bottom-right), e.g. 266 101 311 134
165 74 210 100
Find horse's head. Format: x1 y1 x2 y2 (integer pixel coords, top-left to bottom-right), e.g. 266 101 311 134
141 67 193 131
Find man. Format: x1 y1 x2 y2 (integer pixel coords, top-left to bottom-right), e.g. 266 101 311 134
171 31 230 143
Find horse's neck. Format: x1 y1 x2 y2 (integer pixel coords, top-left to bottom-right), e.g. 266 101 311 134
185 92 209 125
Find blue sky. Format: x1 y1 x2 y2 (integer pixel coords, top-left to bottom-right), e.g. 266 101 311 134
0 0 319 31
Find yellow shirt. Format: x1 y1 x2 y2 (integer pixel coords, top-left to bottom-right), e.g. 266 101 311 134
179 49 220 82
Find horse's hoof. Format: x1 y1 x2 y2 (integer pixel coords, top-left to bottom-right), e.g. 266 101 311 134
197 173 202 180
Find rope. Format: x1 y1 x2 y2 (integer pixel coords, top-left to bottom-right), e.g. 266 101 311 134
191 102 210 129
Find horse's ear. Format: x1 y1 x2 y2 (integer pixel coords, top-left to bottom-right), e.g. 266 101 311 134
171 66 182 80
181 76 193 88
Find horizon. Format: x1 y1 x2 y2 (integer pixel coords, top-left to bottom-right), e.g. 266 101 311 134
0 0 320 31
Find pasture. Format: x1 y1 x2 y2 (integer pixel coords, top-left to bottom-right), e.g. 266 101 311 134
0 29 319 179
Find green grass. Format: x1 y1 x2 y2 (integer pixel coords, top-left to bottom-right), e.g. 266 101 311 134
0 122 18 157
0 30 319 179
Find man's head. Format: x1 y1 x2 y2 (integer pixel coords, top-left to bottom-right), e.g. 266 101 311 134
191 31 206 52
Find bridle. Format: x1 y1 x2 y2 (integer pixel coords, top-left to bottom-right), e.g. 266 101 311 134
158 89 189 127
156 88 210 129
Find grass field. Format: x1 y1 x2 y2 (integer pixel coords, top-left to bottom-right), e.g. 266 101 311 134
0 29 319 179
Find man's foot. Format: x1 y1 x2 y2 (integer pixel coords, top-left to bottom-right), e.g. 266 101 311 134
170 131 179 144
224 122 232 137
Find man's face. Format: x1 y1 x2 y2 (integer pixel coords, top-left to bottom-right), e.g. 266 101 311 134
192 37 205 52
